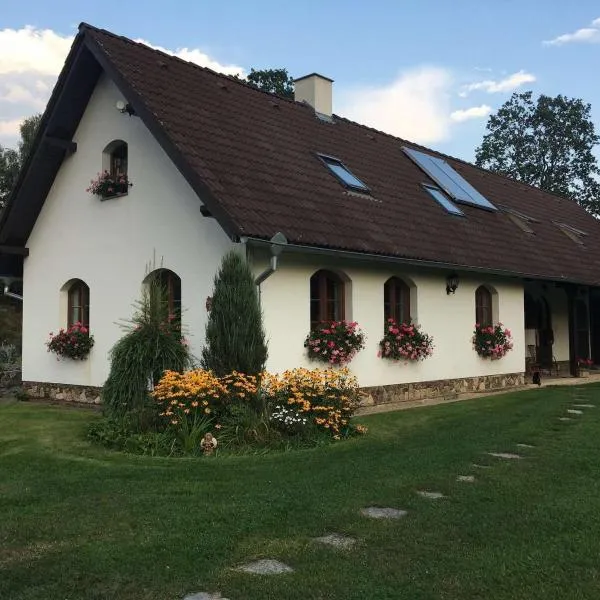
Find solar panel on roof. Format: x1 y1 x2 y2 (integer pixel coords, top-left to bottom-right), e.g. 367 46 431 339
403 147 497 211
423 184 464 216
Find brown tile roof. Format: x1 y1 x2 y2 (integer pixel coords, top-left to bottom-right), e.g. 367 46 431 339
5 23 600 285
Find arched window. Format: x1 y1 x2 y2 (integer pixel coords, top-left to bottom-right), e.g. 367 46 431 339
67 280 90 329
310 270 345 329
146 269 181 320
384 277 411 323
475 285 493 327
103 140 128 178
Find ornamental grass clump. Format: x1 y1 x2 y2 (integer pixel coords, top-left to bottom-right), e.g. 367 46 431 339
86 170 131 198
47 322 94 360
102 277 191 422
378 319 434 362
473 323 513 359
304 321 365 365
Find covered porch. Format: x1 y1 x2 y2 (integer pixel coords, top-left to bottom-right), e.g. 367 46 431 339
524 280 599 379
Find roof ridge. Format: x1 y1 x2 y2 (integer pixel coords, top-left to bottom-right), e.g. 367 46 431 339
78 22 304 107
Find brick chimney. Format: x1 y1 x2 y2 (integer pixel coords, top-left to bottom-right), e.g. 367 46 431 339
293 73 333 117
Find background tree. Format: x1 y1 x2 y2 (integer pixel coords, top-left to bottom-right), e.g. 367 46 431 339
201 251 267 377
246 68 294 99
475 92 600 215
0 114 42 209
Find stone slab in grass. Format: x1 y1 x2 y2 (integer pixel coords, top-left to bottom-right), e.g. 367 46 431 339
573 404 595 408
314 533 357 549
457 475 475 483
567 409 583 415
558 417 573 421
183 593 230 600
361 506 408 519
472 463 492 469
237 559 293 575
488 452 522 460
417 490 446 499
517 443 536 448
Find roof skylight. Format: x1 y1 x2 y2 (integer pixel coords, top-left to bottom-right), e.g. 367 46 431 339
403 146 497 211
423 184 464 216
498 205 538 234
318 154 370 193
555 222 587 245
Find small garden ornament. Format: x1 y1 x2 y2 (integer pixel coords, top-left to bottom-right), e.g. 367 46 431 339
200 432 218 456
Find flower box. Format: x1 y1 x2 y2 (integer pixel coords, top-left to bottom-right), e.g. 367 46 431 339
47 322 94 360
378 319 434 362
473 323 513 359
304 321 365 365
86 171 132 199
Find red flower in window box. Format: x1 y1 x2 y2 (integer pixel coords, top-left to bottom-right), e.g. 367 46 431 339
472 323 512 359
47 322 94 360
304 320 365 365
577 357 593 367
86 170 132 198
378 318 434 362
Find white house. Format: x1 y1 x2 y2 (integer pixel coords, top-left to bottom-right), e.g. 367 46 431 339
1 23 599 405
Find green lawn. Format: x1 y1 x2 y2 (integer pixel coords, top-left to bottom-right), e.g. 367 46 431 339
2 385 600 600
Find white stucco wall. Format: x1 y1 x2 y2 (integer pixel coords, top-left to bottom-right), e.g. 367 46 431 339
256 253 525 387
22 74 232 387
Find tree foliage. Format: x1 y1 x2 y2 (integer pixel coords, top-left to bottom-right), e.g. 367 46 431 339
201 251 268 377
247 68 294 99
0 114 42 209
475 92 600 215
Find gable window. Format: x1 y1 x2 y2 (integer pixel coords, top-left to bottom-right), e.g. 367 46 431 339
68 280 90 329
310 270 345 329
475 285 493 327
107 141 128 178
147 269 182 321
384 277 411 323
317 154 370 193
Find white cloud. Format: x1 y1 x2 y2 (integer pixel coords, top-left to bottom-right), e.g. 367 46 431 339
450 105 492 122
135 39 245 76
544 17 600 45
337 67 455 144
0 26 245 146
460 70 536 96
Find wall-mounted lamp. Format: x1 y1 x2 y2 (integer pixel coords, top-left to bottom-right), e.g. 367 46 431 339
446 273 459 295
115 100 136 116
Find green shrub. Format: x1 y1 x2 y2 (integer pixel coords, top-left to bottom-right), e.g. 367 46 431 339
201 251 267 377
102 276 191 425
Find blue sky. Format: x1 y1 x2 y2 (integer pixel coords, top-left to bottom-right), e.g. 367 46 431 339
1 0 600 160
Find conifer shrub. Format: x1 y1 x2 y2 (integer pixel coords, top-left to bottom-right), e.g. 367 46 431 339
201 251 267 377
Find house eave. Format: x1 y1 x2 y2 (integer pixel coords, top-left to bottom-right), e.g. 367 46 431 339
243 236 597 287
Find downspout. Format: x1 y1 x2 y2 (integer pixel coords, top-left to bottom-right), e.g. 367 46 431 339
253 232 288 287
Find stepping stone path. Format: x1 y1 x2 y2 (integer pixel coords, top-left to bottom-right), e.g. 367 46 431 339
472 463 492 469
488 452 522 460
183 594 230 600
558 417 573 421
417 490 445 499
361 506 407 519
314 533 356 549
567 409 583 415
573 404 595 408
237 559 293 575
516 443 535 449
457 475 475 483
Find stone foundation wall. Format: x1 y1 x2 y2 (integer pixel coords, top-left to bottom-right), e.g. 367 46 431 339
23 381 102 405
360 372 525 407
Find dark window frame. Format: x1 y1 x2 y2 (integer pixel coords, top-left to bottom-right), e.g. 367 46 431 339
310 269 345 330
109 141 128 179
475 285 493 327
150 269 182 321
316 153 370 193
67 280 90 329
384 277 411 323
